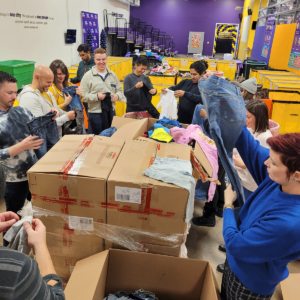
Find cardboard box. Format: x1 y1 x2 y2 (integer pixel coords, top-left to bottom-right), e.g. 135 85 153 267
65 249 220 300
111 116 188 141
281 273 300 300
28 135 125 280
106 140 191 247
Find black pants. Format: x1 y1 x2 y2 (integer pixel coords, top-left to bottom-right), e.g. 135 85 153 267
3 181 31 246
203 163 226 218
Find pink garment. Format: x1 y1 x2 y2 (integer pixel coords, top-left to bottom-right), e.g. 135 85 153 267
170 124 219 202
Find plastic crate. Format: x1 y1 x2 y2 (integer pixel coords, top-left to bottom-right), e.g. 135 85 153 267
0 60 35 75
217 61 237 81
14 71 33 82
244 61 267 80
16 78 32 89
263 77 300 89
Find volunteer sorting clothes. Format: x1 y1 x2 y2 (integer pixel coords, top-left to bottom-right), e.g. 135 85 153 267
70 43 95 115
201 73 300 300
81 48 124 135
241 77 257 101
124 56 159 118
0 72 43 245
18 65 76 138
162 60 208 124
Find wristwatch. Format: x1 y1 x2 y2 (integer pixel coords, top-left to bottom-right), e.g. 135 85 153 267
224 204 234 211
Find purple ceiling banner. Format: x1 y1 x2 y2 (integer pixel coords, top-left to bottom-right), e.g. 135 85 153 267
81 11 99 51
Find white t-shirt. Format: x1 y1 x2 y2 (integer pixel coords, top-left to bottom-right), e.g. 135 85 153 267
97 71 107 79
234 128 273 192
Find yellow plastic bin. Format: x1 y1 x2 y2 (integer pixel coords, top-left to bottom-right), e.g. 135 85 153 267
115 83 127 117
207 60 218 71
257 71 295 84
272 83 300 91
270 90 300 134
249 69 291 81
149 70 177 85
263 76 300 89
217 61 237 81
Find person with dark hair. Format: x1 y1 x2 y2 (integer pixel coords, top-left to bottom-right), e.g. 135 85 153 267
49 60 73 110
81 48 124 134
221 127 300 299
0 71 43 237
162 60 208 124
70 44 95 84
0 165 65 299
123 56 159 118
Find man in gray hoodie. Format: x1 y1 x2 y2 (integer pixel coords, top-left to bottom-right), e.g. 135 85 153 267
18 66 75 138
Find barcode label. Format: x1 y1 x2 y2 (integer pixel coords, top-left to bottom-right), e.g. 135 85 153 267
69 216 94 231
115 186 142 204
229 63 236 69
209 62 216 68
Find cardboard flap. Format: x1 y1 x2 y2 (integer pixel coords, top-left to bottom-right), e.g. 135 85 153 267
281 274 300 300
200 263 219 300
193 142 213 177
28 135 124 180
111 116 138 129
65 250 109 300
112 118 148 140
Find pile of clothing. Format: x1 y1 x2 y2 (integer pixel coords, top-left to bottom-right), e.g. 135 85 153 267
149 65 178 76
104 289 159 300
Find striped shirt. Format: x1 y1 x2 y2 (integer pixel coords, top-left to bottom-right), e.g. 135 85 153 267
0 246 65 300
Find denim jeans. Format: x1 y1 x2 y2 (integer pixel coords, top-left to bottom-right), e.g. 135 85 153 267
62 86 84 111
3 181 31 246
192 104 209 136
89 113 103 135
198 75 246 208
27 111 60 159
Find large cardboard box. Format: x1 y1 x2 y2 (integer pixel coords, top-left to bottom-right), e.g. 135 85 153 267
106 140 191 252
281 273 300 300
65 249 220 300
28 135 125 280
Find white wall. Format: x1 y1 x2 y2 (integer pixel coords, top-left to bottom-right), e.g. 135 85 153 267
0 0 129 67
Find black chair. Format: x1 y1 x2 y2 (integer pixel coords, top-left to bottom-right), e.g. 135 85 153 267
147 55 158 68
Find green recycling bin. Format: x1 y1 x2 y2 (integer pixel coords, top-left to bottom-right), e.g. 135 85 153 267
244 60 267 80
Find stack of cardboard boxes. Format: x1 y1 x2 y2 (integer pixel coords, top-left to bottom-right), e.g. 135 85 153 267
28 117 214 283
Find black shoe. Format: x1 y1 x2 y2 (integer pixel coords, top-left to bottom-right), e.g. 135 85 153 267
218 244 226 254
192 216 216 227
216 263 225 274
216 207 223 218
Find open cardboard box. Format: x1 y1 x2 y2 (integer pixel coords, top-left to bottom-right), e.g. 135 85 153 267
65 249 220 300
111 116 213 182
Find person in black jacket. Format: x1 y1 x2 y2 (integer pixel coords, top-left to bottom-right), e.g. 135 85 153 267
162 60 208 124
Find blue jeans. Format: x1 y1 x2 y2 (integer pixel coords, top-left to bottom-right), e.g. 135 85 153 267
88 113 103 135
62 86 83 111
27 112 60 159
192 104 209 136
198 75 246 208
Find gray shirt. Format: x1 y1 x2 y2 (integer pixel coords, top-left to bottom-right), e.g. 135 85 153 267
123 73 155 111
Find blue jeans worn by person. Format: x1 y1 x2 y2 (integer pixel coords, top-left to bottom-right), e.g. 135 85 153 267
89 113 103 135
62 86 84 111
3 181 31 246
27 111 60 159
198 75 246 208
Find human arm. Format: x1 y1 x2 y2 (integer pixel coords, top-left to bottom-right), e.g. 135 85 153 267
112 75 125 101
81 74 100 103
145 77 157 96
59 93 72 110
0 212 19 232
49 93 73 125
233 156 247 169
235 126 270 185
0 136 44 160
123 76 139 97
168 80 185 92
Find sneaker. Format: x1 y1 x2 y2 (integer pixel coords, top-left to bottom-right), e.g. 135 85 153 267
192 216 216 227
216 263 225 274
218 244 226 254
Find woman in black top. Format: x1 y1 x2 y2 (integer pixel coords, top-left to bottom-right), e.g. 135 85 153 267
162 60 208 124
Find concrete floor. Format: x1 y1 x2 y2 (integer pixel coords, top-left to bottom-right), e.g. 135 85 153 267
1 198 299 299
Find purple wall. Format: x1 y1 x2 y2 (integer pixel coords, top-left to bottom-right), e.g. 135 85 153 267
130 0 243 55
250 25 275 64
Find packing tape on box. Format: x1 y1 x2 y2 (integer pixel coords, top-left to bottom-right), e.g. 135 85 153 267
33 206 189 256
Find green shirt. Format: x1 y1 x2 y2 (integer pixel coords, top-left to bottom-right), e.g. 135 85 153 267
70 57 95 84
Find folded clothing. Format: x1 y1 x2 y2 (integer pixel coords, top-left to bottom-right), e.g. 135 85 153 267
149 128 173 143
104 289 159 300
143 157 195 223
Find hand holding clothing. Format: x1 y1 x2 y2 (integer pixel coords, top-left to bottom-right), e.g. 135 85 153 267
174 90 185 97
135 81 144 89
63 93 72 106
48 108 59 120
66 111 76 120
19 135 44 152
161 87 167 94
149 89 157 95
98 92 106 100
0 212 19 233
233 156 247 169
23 219 46 253
224 184 237 205
111 94 119 102
75 87 82 97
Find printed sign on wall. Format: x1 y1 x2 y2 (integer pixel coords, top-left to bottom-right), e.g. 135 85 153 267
288 15 300 70
81 11 99 51
261 14 275 58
